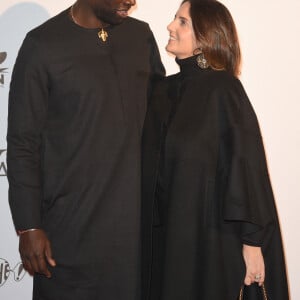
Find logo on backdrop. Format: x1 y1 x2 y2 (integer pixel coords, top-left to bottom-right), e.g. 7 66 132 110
0 258 26 287
0 150 7 177
0 52 8 86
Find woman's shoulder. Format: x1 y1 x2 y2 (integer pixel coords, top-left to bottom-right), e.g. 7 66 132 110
150 73 180 105
209 72 260 131
200 70 249 108
148 74 180 121
201 70 243 91
154 73 180 91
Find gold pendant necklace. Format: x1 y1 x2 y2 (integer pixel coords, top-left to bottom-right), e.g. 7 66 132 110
98 28 108 42
70 5 108 42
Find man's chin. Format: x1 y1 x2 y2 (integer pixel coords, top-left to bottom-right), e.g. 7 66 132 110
111 15 128 25
96 11 128 26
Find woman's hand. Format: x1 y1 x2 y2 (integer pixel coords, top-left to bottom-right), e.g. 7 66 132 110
242 244 265 286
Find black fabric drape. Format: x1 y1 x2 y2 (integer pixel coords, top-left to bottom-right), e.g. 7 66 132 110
142 56 289 300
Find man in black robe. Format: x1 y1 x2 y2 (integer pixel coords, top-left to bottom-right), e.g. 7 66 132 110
7 0 165 299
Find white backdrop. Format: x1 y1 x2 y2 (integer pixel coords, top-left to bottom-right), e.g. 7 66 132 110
0 1 299 299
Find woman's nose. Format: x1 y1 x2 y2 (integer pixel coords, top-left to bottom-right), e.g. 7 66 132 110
167 20 175 32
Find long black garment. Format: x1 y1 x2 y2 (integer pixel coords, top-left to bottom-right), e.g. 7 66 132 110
7 8 165 300
142 56 289 300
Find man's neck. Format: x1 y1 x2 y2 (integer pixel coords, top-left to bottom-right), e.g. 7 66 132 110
71 2 108 29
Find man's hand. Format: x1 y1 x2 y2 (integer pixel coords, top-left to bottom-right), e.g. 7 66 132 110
242 244 265 286
19 229 56 278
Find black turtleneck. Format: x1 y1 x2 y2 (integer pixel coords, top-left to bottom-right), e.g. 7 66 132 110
176 55 204 76
177 54 216 75
176 55 214 91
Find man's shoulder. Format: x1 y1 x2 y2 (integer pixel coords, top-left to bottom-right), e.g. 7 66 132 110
125 16 149 27
26 9 69 40
120 17 150 32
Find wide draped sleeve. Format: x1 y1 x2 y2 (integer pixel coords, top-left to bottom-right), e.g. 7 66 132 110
217 77 278 247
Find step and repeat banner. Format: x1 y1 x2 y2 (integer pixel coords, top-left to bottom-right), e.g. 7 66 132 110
1 1 299 299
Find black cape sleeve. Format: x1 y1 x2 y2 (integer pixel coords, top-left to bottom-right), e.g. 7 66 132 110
218 77 279 247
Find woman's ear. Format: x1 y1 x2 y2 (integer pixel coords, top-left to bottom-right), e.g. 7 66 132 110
193 47 202 56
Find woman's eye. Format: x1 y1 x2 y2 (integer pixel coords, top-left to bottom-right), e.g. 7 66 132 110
179 19 187 26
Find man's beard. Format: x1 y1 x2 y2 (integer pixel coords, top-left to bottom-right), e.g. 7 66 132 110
95 9 125 26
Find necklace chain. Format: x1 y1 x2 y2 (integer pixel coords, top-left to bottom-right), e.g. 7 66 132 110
70 5 108 42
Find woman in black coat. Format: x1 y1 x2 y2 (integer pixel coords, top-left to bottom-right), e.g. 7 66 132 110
142 0 289 299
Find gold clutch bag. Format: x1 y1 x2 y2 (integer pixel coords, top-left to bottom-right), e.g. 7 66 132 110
239 284 268 300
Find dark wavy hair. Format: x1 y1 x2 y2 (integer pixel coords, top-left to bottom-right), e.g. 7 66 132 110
183 0 241 77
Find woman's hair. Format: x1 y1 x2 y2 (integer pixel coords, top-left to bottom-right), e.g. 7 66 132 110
183 0 241 77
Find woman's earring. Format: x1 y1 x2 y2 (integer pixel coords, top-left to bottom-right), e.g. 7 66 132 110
196 52 209 69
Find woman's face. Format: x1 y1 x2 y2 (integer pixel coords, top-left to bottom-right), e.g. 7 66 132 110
166 1 198 59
